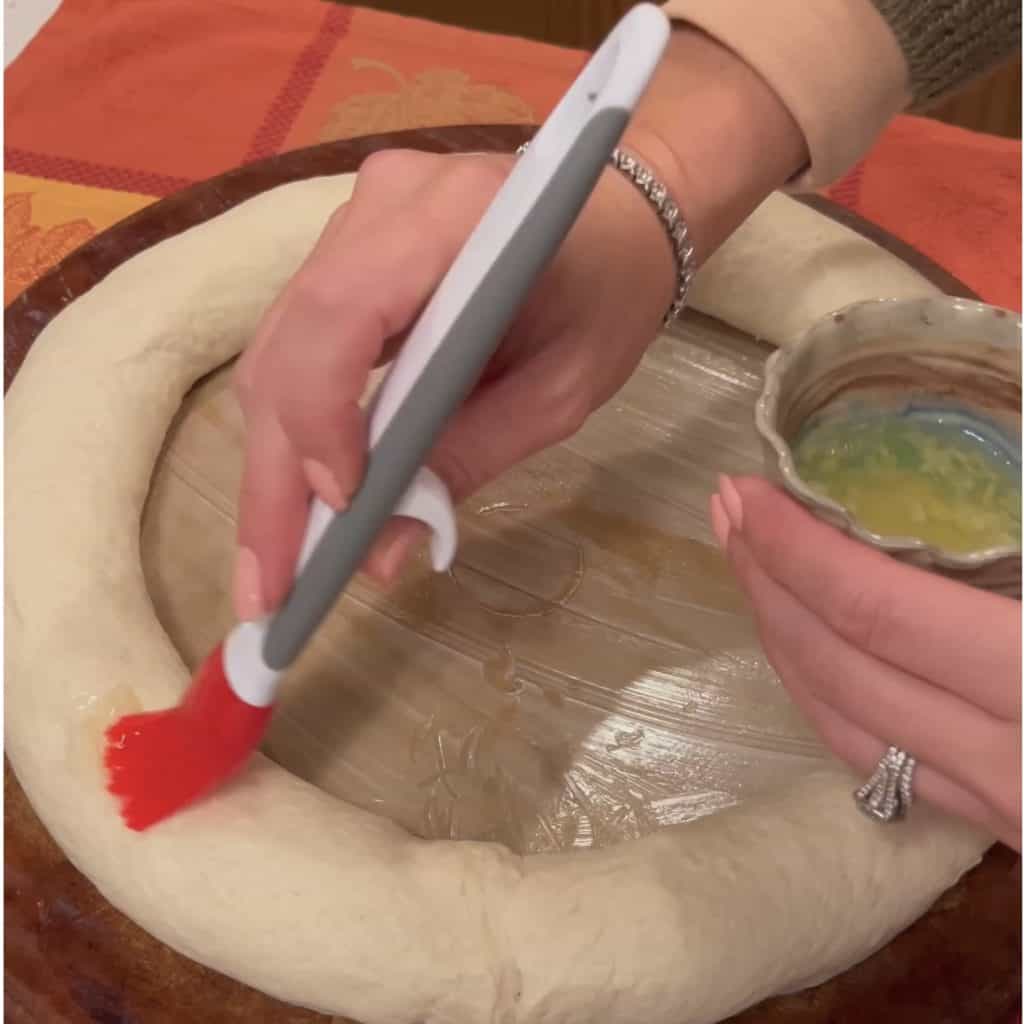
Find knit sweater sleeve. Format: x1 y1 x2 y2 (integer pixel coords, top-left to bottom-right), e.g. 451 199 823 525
870 0 1021 106
660 0 1019 189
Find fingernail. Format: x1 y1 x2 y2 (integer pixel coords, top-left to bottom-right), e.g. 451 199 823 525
718 474 744 533
376 526 424 584
233 547 266 621
304 459 347 510
709 493 730 549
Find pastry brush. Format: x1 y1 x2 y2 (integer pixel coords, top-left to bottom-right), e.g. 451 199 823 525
103 3 670 830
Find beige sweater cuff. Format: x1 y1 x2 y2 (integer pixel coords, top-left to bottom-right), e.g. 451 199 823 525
661 0 911 189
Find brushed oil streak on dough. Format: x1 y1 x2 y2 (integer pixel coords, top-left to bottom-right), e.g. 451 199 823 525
5 172 988 1024
68 684 143 780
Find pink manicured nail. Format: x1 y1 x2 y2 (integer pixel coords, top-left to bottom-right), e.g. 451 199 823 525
303 459 347 510
718 474 744 533
375 526 423 584
709 493 730 549
233 547 266 621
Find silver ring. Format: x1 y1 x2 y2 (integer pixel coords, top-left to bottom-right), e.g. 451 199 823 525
853 746 916 822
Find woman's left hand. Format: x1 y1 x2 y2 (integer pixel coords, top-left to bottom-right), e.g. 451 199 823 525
710 475 1021 850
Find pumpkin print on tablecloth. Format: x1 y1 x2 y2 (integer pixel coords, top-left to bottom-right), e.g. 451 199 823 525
320 59 533 140
5 193 94 306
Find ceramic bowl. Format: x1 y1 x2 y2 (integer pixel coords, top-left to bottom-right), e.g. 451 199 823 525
755 296 1022 596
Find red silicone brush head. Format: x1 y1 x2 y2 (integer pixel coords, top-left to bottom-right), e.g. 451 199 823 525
104 643 273 831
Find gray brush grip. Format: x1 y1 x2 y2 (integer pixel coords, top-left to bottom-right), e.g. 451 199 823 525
263 108 629 670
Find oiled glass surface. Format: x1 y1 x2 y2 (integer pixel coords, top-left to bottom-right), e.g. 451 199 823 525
141 313 825 854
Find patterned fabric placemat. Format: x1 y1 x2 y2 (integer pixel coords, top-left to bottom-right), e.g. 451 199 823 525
5 0 1020 310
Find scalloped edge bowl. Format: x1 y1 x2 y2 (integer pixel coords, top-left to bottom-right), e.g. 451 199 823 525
755 296 1022 596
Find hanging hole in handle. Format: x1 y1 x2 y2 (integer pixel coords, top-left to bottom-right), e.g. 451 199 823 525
570 28 621 112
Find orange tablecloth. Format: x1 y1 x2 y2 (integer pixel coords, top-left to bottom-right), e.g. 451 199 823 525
5 0 1021 311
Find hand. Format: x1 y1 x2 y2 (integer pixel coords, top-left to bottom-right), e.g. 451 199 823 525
232 145 675 618
710 475 1021 850
231 25 808 621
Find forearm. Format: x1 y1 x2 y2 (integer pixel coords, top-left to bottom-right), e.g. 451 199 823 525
588 0 1020 290
656 0 1019 194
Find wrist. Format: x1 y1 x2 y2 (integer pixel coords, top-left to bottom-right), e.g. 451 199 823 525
593 158 678 327
620 25 808 264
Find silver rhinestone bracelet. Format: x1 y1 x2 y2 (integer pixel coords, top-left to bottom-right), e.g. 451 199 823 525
517 141 696 325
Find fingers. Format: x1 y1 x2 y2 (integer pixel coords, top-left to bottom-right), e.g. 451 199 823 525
765 640 1009 843
277 392 367 510
713 500 1010 842
715 484 1019 839
725 523 1013 812
727 475 1021 720
232 151 510 613
360 517 428 584
234 415 309 617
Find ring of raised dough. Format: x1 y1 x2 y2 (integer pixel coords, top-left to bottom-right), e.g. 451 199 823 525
5 173 988 1024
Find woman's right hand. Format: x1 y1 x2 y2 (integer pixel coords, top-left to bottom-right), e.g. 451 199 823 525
231 144 677 620
231 21 810 622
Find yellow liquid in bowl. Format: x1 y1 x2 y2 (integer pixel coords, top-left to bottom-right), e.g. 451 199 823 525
792 415 1021 553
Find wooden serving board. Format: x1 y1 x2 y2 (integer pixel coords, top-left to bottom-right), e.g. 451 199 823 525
4 125 1021 1024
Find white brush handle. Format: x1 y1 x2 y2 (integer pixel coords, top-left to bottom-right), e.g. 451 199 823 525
224 469 459 707
225 4 669 705
366 2 669 445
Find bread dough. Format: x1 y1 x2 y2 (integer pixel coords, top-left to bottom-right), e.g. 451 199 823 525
689 193 940 346
5 173 984 1024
